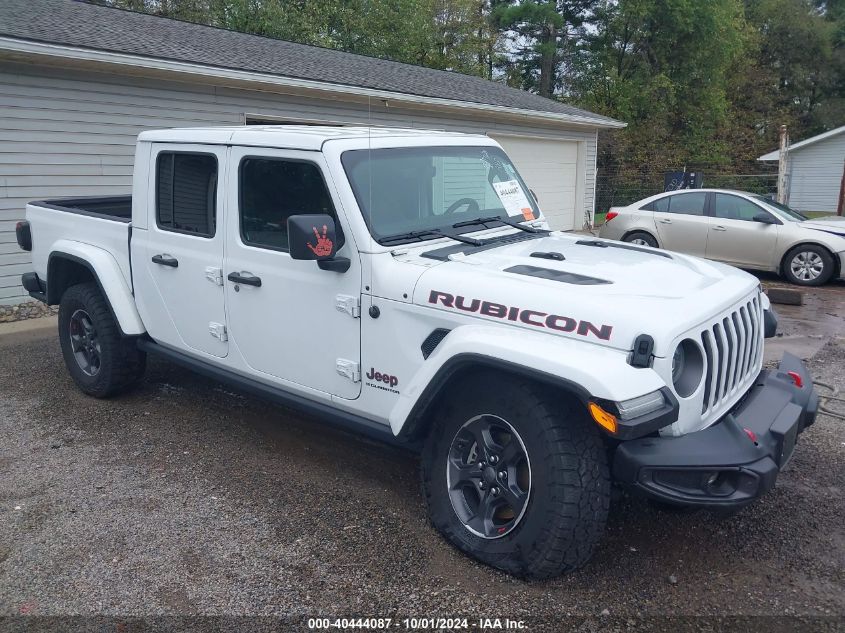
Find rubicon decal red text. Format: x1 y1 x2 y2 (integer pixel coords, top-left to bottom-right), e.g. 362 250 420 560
428 290 613 341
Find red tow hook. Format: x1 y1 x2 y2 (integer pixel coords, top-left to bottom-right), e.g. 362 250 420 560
743 428 758 445
786 371 803 388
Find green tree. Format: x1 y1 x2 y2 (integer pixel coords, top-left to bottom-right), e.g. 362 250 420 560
573 0 747 169
97 0 845 180
743 0 844 140
104 0 212 21
104 0 495 76
492 0 594 97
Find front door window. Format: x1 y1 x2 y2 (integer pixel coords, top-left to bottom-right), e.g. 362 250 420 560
713 194 765 222
239 157 341 251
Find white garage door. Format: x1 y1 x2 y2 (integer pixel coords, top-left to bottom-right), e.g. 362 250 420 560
491 135 578 231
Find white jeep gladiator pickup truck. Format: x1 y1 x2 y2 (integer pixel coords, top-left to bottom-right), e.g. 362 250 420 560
17 126 819 579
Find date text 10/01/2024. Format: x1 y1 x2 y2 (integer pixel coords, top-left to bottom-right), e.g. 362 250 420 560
307 617 527 630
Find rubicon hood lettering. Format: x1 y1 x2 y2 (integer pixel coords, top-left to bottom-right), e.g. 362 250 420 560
428 290 613 341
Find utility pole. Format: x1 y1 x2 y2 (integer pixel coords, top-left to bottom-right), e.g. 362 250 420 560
777 125 789 204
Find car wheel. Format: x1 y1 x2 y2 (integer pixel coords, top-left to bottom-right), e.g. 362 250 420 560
782 245 834 286
58 282 146 397
623 231 659 247
421 371 610 579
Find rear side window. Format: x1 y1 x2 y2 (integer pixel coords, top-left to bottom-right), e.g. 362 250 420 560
156 152 218 237
239 157 340 252
642 197 670 212
668 192 707 216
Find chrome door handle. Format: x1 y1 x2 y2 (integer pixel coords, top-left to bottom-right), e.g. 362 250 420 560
713 225 727 231
151 254 178 268
658 218 672 224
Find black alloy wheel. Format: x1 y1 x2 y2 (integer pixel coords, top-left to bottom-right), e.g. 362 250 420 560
58 282 146 397
68 308 102 376
446 414 531 539
422 371 611 579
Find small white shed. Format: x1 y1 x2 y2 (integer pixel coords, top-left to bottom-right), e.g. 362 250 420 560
759 125 845 214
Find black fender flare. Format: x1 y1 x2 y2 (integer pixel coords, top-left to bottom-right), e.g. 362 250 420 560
397 353 593 441
47 251 134 336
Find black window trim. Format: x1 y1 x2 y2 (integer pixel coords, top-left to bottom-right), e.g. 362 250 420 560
154 150 219 239
237 154 343 254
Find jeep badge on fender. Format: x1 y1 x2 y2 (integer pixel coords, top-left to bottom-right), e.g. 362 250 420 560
366 368 399 389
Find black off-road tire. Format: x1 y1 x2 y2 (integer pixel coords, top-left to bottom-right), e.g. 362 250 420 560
421 372 610 579
781 244 835 286
623 231 659 248
58 282 146 398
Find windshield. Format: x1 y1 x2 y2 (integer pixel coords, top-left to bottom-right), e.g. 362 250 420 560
752 195 808 222
341 146 540 243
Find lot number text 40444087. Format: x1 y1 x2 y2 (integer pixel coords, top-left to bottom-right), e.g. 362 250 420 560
307 617 527 630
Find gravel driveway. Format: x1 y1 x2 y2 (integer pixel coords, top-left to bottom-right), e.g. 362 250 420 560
0 324 843 631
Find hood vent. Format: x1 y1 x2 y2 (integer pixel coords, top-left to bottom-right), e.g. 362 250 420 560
504 264 611 285
531 251 565 261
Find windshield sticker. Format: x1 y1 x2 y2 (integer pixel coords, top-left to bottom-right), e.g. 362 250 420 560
493 180 534 221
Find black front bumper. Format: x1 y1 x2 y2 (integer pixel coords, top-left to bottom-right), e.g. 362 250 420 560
613 352 819 508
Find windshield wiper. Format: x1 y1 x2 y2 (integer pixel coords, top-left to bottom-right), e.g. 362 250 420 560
377 228 484 247
452 215 545 233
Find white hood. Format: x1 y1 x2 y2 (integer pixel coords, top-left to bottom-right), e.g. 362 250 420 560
408 232 759 356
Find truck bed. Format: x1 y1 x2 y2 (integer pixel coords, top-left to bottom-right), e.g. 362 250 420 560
32 195 132 222
26 195 134 294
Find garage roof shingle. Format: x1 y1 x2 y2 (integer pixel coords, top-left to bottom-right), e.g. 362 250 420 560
0 0 620 127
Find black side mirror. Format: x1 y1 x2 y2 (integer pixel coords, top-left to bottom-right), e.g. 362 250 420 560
752 212 778 225
287 214 350 272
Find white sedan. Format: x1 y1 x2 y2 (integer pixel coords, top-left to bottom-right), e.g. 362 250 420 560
599 189 845 286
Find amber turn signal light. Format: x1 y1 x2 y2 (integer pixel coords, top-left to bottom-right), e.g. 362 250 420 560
588 402 617 434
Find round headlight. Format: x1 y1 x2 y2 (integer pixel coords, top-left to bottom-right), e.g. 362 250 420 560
672 339 704 398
